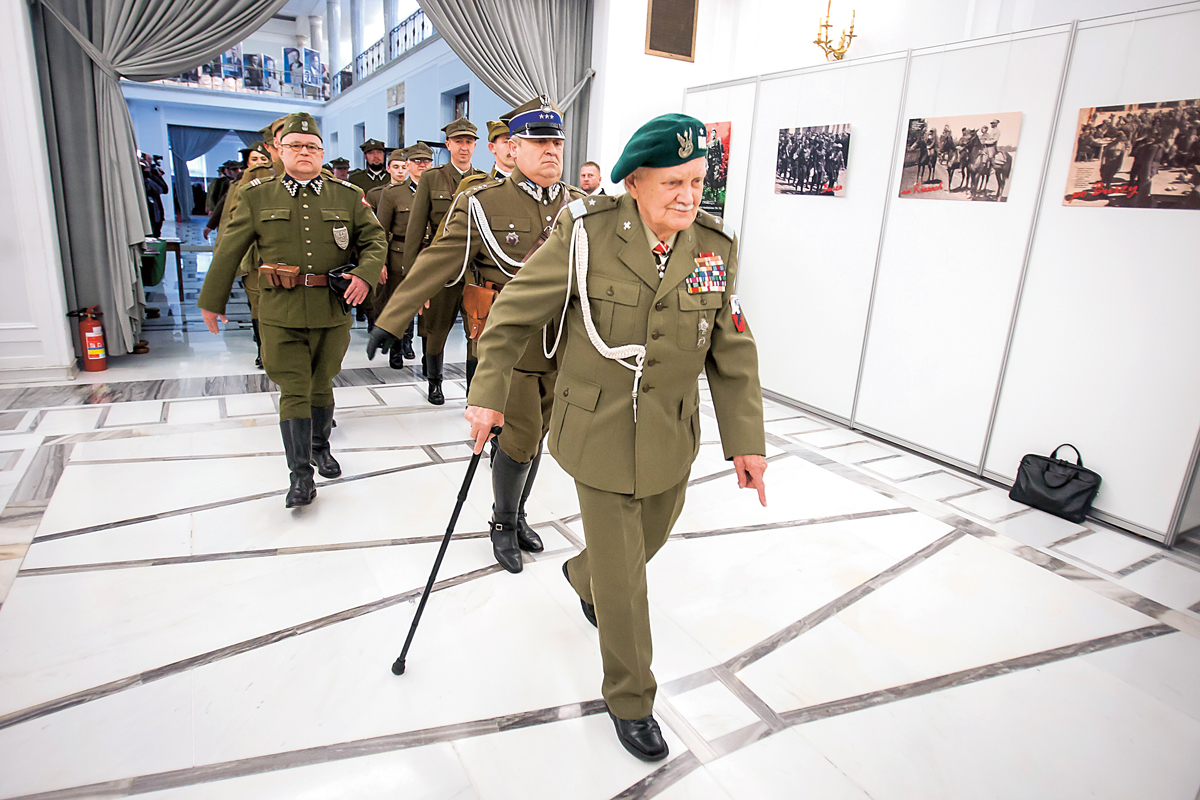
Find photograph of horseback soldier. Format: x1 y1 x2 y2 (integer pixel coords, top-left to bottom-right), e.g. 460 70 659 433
899 112 1022 202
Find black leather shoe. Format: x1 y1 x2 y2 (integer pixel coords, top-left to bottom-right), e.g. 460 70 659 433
489 518 523 573
608 710 668 762
280 418 316 508
310 406 341 479
563 561 597 627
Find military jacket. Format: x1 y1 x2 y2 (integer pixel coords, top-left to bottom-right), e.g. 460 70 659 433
348 167 388 194
375 177 419 256
198 174 386 329
401 163 483 271
219 164 276 277
377 167 582 372
467 192 765 498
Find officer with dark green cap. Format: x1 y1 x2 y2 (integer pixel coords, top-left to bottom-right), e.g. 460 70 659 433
348 139 389 194
198 112 386 508
462 112 767 762
396 117 483 404
444 120 516 213
329 157 350 181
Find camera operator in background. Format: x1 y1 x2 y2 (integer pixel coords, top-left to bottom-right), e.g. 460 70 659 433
141 152 169 238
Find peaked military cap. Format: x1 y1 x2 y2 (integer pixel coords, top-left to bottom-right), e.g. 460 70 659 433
260 115 289 140
221 160 242 170
485 120 510 142
360 138 386 153
405 142 434 160
501 96 564 139
442 117 479 139
388 147 408 164
610 113 708 183
329 156 350 168
279 112 322 141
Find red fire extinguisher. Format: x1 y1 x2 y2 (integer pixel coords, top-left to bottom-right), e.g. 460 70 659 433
68 306 107 372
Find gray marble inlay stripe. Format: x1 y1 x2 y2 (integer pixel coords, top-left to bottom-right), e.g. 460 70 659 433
0 562 505 732
1047 529 1094 549
1114 553 1166 578
609 752 701 800
686 451 790 487
67 440 476 466
9 444 73 505
422 444 446 464
671 508 916 541
712 666 787 734
780 624 1175 728
724 528 965 673
2 699 608 800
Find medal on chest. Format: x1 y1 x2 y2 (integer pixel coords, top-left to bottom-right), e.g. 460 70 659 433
697 315 709 348
333 223 349 250
687 253 727 294
506 231 520 245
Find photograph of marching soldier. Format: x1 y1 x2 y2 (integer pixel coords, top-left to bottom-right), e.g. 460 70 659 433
392 117 484 405
1063 98 1200 209
371 143 434 369
898 112 1022 202
775 123 850 196
460 112 767 762
702 121 731 213
197 113 386 509
367 96 584 575
348 138 389 194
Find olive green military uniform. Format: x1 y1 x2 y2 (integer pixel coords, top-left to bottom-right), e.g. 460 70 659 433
377 167 582 461
220 162 276 320
198 172 386 419
372 175 420 317
348 139 389 195
467 191 765 720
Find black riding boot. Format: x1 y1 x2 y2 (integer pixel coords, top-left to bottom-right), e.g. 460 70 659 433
465 357 478 393
490 447 533 573
280 418 316 508
419 336 428 377
516 445 544 552
388 345 404 370
310 406 341 478
251 320 263 369
426 353 444 405
401 319 416 359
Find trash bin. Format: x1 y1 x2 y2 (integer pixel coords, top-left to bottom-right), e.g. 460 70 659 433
141 240 167 287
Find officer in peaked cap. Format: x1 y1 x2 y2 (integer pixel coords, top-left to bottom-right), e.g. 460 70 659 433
198 112 386 509
369 97 584 575
349 139 389 194
390 117 483 404
329 157 351 181
462 113 767 762
444 120 517 212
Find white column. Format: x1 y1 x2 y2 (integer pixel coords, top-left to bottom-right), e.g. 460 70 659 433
350 0 363 73
309 15 326 65
0 0 75 380
326 0 342 71
384 0 398 56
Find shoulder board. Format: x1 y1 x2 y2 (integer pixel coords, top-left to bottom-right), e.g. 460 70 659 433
471 175 507 193
567 193 618 220
329 178 357 190
695 210 734 241
246 176 276 189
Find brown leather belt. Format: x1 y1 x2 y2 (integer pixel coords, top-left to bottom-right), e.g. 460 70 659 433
300 273 328 287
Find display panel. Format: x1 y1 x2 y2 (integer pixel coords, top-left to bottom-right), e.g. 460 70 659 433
702 121 731 216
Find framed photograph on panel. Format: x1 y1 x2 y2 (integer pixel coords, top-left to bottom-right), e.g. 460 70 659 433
898 112 1022 202
1063 98 1200 209
702 122 731 216
646 0 698 62
775 124 851 196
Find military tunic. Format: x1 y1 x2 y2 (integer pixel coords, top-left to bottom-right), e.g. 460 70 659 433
218 163 276 319
377 167 582 462
467 192 765 718
348 167 388 195
401 162 483 356
372 176 420 317
198 173 386 419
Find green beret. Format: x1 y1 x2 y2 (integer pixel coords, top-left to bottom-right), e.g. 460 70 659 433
610 113 708 183
485 120 510 142
360 138 386 153
442 117 479 139
405 142 434 160
329 156 350 168
279 112 321 141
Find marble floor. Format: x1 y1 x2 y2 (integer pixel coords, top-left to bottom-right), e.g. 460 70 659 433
1 263 1199 797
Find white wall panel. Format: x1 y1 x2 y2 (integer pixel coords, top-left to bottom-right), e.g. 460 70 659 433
986 6 1200 537
854 28 1072 465
682 81 757 238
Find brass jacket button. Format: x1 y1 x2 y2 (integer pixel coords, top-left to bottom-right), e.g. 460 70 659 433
563 387 570 397
651 331 661 340
606 287 614 296
654 301 665 311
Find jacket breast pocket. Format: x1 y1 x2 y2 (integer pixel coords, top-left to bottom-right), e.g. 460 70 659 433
321 209 351 243
550 372 601 469
587 275 640 343
677 289 721 351
257 208 292 248
431 192 452 219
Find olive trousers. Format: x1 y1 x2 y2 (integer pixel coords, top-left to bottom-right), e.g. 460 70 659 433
259 322 352 420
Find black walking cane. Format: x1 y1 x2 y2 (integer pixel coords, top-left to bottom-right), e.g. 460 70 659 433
392 425 502 676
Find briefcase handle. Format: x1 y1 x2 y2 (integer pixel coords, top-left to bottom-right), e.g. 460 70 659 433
1049 444 1083 466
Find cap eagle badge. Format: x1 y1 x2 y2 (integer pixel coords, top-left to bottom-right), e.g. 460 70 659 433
677 129 694 158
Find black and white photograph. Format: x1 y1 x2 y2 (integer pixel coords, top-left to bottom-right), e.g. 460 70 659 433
1063 98 1200 209
898 112 1022 202
774 124 850 196
241 53 264 89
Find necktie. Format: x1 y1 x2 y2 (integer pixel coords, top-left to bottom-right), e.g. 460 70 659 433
653 242 671 277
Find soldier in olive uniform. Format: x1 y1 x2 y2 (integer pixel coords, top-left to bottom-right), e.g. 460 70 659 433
438 121 516 238
464 114 767 762
348 139 389 194
329 157 351 181
365 146 409 211
369 97 583 573
401 118 484 404
198 114 386 508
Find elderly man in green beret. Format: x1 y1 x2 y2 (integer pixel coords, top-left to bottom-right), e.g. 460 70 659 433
198 113 386 508
463 113 768 761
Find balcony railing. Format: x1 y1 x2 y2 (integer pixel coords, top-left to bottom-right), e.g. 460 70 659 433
334 8 435 98
150 67 330 101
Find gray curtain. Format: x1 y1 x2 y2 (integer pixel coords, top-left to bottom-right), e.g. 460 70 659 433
416 0 595 182
168 125 229 217
27 0 288 357
235 129 262 148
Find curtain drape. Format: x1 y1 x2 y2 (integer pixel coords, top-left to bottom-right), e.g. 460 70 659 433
28 0 288 356
168 126 230 218
416 0 595 181
235 129 262 148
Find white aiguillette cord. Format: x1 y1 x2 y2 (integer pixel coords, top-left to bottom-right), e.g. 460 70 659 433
544 218 646 421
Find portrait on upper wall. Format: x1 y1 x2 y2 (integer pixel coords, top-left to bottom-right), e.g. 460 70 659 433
898 112 1022 202
1063 98 1200 209
283 47 303 86
775 124 850 196
701 121 731 217
242 53 265 89
220 45 242 79
303 48 322 87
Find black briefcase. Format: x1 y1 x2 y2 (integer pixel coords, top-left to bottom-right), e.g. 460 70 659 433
326 264 357 314
1008 444 1101 523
